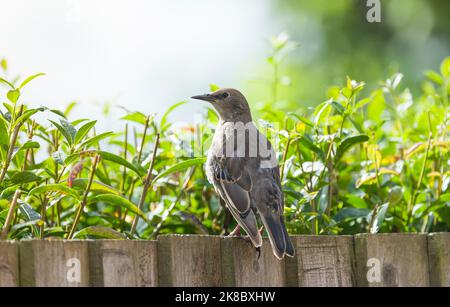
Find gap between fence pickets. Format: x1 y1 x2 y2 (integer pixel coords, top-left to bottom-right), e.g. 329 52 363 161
0 233 449 287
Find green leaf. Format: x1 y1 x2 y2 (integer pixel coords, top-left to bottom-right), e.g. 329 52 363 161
313 100 332 126
369 203 389 234
29 184 81 200
0 58 7 71
71 179 121 195
71 119 90 126
354 98 371 110
335 134 369 162
61 119 77 140
334 207 371 222
440 57 450 77
331 101 346 115
349 117 364 133
209 84 220 91
121 112 147 125
49 119 75 145
98 151 143 176
345 194 368 209
7 89 20 103
161 101 187 131
74 120 97 144
10 220 43 233
20 141 40 150
9 171 41 185
341 88 352 99
153 157 205 183
287 113 314 128
49 109 66 118
11 141 41 160
0 208 8 225
0 119 8 146
79 132 114 148
0 77 14 89
297 136 324 160
425 70 443 85
14 107 45 126
52 150 66 165
18 73 46 90
19 202 41 221
88 194 149 222
64 101 77 117
2 102 14 117
44 227 66 238
73 226 126 239
387 73 403 90
0 185 20 199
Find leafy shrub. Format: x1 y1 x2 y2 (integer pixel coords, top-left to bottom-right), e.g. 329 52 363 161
0 43 448 239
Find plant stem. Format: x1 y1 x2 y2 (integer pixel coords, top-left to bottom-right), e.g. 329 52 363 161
368 204 380 233
117 123 129 221
39 196 48 239
0 190 21 240
272 61 278 103
130 133 160 236
280 137 291 181
67 154 99 239
339 115 347 138
407 113 433 229
150 167 195 239
119 123 129 194
137 115 151 163
0 105 24 186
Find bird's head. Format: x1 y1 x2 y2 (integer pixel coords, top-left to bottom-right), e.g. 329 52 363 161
191 88 252 122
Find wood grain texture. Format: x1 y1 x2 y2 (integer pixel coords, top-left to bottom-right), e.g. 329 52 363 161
3 234 449 287
89 240 158 287
355 234 429 287
19 240 90 287
285 235 355 287
158 235 222 287
221 237 285 286
0 241 19 286
428 233 450 286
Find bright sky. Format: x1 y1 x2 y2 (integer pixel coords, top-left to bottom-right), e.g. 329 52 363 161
0 0 277 130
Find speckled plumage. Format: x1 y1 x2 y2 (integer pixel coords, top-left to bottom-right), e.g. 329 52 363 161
192 88 294 259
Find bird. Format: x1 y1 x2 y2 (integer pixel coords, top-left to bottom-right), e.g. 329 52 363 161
191 88 295 259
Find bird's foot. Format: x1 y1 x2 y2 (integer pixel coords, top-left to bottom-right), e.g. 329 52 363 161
229 226 261 259
228 225 241 237
259 226 264 235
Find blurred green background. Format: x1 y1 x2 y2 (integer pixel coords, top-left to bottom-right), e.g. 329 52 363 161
246 0 449 109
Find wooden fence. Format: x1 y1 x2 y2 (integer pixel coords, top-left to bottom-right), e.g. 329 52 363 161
0 233 449 287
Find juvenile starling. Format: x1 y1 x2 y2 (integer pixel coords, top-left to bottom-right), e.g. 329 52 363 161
192 88 295 259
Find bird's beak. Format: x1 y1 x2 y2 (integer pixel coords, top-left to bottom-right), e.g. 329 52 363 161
191 94 216 103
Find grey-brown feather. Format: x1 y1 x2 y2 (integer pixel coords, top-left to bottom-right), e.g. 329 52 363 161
197 88 294 259
205 105 294 258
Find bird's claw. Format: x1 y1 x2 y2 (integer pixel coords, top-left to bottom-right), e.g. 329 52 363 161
255 247 261 260
228 225 241 237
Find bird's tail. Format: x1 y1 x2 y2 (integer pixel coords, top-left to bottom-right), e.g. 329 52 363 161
260 215 295 259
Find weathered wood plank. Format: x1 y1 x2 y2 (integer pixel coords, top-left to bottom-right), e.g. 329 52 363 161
285 235 355 287
88 240 158 287
428 233 450 286
19 240 90 287
158 235 222 286
0 241 19 286
221 237 285 287
355 234 429 287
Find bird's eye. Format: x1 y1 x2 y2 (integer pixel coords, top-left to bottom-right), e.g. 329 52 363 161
222 92 229 98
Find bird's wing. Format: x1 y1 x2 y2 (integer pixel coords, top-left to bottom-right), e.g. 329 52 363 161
254 167 295 259
211 157 262 247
